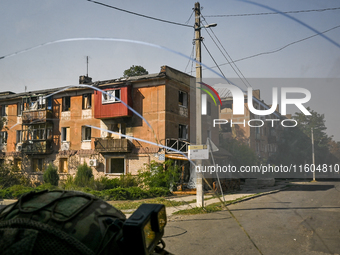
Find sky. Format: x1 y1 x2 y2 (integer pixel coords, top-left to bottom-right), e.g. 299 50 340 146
0 0 340 140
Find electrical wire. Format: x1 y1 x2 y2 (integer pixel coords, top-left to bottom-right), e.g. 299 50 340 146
185 9 195 25
202 41 228 81
205 6 340 17
86 0 192 28
201 15 252 90
184 32 195 74
204 23 340 71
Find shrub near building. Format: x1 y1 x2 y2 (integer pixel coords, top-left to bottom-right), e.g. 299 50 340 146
43 164 59 186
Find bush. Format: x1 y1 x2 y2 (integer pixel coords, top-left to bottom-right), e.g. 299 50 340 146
102 187 130 200
137 160 180 189
0 185 34 199
74 163 93 187
43 164 59 186
119 173 138 188
126 187 149 199
0 164 29 189
95 177 121 190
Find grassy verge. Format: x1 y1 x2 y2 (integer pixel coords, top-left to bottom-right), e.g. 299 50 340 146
172 193 261 215
108 197 189 211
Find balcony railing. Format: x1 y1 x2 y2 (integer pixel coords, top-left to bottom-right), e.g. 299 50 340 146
21 140 53 154
165 138 190 154
94 138 133 153
22 110 53 124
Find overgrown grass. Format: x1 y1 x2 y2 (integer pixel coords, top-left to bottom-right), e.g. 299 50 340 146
109 197 188 211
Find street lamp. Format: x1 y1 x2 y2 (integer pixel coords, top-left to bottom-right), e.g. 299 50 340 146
311 128 316 181
195 23 217 30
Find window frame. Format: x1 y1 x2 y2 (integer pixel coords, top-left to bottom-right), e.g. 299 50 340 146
61 127 70 142
17 102 23 116
1 105 7 117
105 157 125 174
16 130 23 144
59 158 68 173
62 96 71 112
102 89 121 104
178 91 188 108
0 131 8 144
178 124 188 140
82 126 92 142
32 158 44 172
82 93 92 109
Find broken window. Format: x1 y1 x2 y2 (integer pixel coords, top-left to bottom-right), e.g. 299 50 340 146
178 91 188 107
82 126 91 141
14 158 22 170
1 105 7 117
16 130 23 144
59 158 68 173
32 158 44 172
62 96 71 111
23 124 52 141
61 127 70 142
108 123 126 138
17 102 22 116
106 158 125 174
102 89 120 104
82 93 92 109
0 131 7 144
178 124 188 140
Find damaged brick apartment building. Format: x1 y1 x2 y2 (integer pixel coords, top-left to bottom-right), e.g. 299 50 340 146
218 89 285 160
0 66 198 182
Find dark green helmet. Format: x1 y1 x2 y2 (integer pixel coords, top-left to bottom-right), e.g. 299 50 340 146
0 190 126 255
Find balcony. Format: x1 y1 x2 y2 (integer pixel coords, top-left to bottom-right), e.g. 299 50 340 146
165 138 190 154
21 140 53 154
94 86 132 119
22 110 53 124
94 138 133 153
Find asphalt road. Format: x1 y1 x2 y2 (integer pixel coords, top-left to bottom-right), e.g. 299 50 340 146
164 181 340 255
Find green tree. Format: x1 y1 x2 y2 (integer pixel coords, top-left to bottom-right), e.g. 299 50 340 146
272 107 333 165
74 163 93 187
0 163 28 189
43 164 59 186
123 65 148 77
219 137 258 168
293 107 331 148
137 160 180 189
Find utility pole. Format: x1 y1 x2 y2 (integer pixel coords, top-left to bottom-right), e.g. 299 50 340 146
194 2 204 207
311 128 316 181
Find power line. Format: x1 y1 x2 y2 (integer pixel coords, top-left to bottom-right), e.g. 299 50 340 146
202 41 228 81
205 24 340 70
201 15 252 89
185 9 195 25
184 31 195 74
86 0 192 27
205 6 340 17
